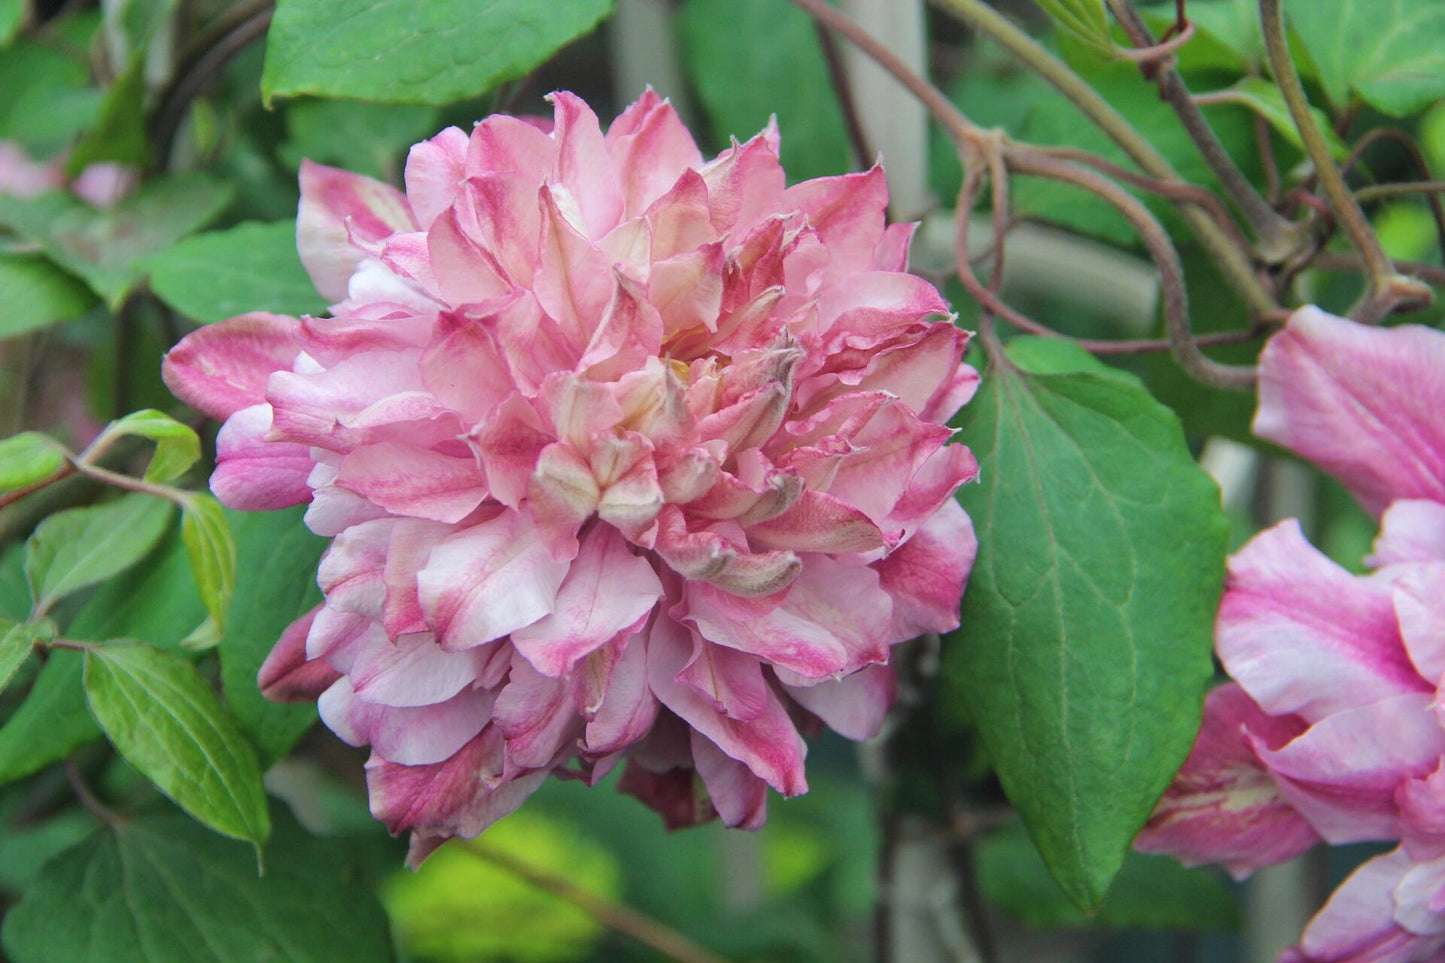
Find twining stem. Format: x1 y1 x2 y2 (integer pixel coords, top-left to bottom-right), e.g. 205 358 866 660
1104 0 1299 258
63 758 122 829
929 0 1278 317
1257 0 1431 320
813 21 874 167
1007 148 1257 389
458 840 729 963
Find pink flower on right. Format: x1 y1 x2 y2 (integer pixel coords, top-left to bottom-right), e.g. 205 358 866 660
1135 306 1445 962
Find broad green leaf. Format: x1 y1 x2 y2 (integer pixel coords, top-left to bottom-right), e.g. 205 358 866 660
0 174 233 306
220 507 326 766
0 0 24 46
261 0 612 105
0 42 97 155
1286 0 1445 117
100 410 201 483
181 494 235 630
0 254 98 338
0 432 67 494
64 54 148 175
1143 0 1262 73
1034 0 1112 55
976 821 1239 930
1 809 394 963
1200 78 1349 159
0 530 207 787
678 0 851 183
83 641 269 846
943 338 1229 910
24 494 174 615
0 617 51 696
145 220 322 323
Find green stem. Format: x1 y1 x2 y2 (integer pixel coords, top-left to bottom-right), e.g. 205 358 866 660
1257 0 1430 320
931 0 1278 316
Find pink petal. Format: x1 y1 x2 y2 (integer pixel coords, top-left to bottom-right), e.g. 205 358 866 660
584 634 658 756
210 404 314 510
683 554 892 680
1253 693 1445 844
1255 307 1445 516
349 631 491 708
675 632 769 722
1287 848 1441 963
700 125 786 235
403 126 468 229
616 760 712 830
466 113 556 182
1135 683 1318 879
533 185 615 353
297 159 417 302
653 509 801 597
417 511 571 650
334 442 487 523
419 314 515 423
468 392 552 510
549 91 622 239
162 312 302 421
321 677 491 765
1395 564 1445 686
426 207 510 305
691 731 768 829
457 172 542 286
1218 520 1429 722
649 244 726 337
258 604 340 702
873 499 975 640
1371 500 1445 568
605 89 704 218
746 490 887 554
782 165 888 273
492 654 580 769
526 442 600 559
512 527 663 676
646 614 807 795
783 665 894 741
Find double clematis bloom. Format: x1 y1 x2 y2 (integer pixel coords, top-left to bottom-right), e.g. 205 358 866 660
162 91 979 859
1136 307 1445 962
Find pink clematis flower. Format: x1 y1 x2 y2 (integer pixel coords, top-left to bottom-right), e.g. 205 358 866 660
163 90 979 860
1136 306 1445 962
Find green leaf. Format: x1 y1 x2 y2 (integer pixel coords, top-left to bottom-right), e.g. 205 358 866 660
0 0 25 46
261 0 612 105
24 494 174 615
64 54 148 175
0 617 49 696
0 530 206 786
1200 78 1349 159
0 432 67 494
181 495 236 630
678 0 851 183
145 220 323 323
943 338 1229 910
1 809 395 963
101 410 201 483
279 99 441 183
83 641 269 846
1144 0 1262 73
220 507 326 766
0 254 98 338
1286 0 1445 117
0 174 233 307
0 42 98 155
976 821 1239 930
1034 0 1113 55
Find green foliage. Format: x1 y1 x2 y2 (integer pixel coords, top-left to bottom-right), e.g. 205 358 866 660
24 494 174 616
0 41 98 155
1034 0 1113 55
65 55 148 175
0 0 23 45
179 494 236 631
0 174 233 307
976 821 1240 930
944 339 1229 910
219 507 326 766
146 220 323 323
1 808 394 963
1285 0 1445 117
261 0 612 105
279 99 441 182
83 641 270 847
678 0 851 183
0 432 67 494
0 255 97 338
102 410 201 483
0 617 50 697
1202 77 1348 159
